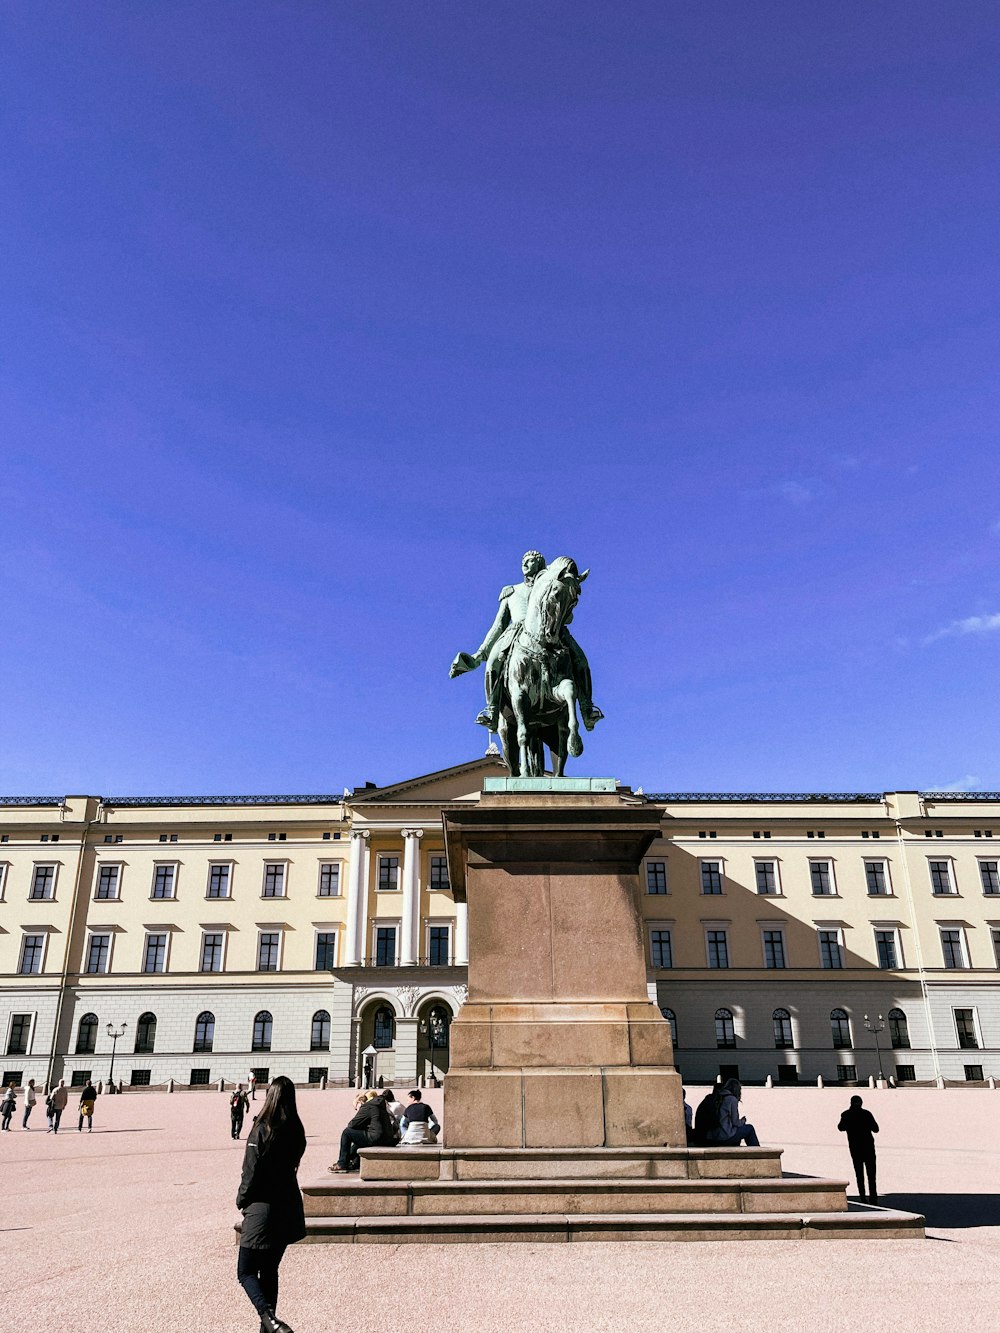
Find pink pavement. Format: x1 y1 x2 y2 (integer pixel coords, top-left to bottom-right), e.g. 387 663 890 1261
5 1083 1000 1332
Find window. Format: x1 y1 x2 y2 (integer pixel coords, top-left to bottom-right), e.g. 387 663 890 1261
772 1008 793 1049
70 1070 92 1086
660 1007 678 1045
895 1064 915 1083
837 1064 857 1082
965 1064 984 1082
251 1066 269 1086
929 860 954 895
134 1012 156 1053
700 861 723 894
315 932 337 970
212 833 232 843
19 934 45 975
954 1008 979 1050
262 864 286 898
646 861 667 894
865 862 889 896
940 928 967 969
318 863 341 897
762 929 786 969
142 933 167 974
754 861 777 895
992 928 1000 968
7 1014 32 1056
257 932 280 971
40 833 59 843
888 1008 910 1050
85 934 111 974
152 865 176 899
76 1013 98 1055
95 865 120 900
776 1065 798 1084
200 932 224 973
809 861 833 896
158 833 179 843
29 865 55 900
428 925 450 966
375 925 397 967
308 1066 328 1084
715 1008 736 1048
131 1069 152 1086
378 856 399 891
874 930 899 970
706 929 729 968
252 1010 273 1052
310 1010 331 1051
193 1012 215 1053
190 1068 211 1086
818 930 843 969
428 1004 451 1048
752 831 771 840
0 862 7 900
979 861 1000 895
650 929 672 969
806 830 825 839
830 1008 852 1049
373 1006 395 1049
267 832 287 842
429 855 449 891
207 864 231 899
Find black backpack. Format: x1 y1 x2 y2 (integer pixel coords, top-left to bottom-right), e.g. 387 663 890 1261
693 1090 723 1142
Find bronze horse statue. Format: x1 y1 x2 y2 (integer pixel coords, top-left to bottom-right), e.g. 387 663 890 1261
496 556 589 777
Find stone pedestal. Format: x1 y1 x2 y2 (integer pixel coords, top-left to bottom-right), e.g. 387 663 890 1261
441 785 685 1149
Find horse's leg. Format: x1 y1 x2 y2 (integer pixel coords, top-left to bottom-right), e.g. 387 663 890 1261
510 685 532 776
554 678 583 758
498 711 518 776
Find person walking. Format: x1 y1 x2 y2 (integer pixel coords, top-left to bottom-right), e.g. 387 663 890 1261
230 1083 250 1139
248 1071 257 1102
236 1075 306 1333
48 1080 68 1133
705 1078 760 1147
78 1080 98 1132
838 1094 880 1203
1 1082 16 1131
22 1078 37 1129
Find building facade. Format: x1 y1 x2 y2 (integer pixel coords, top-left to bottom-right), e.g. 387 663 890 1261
3 761 999 1089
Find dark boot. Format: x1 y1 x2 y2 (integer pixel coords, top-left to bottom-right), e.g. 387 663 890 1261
260 1312 294 1333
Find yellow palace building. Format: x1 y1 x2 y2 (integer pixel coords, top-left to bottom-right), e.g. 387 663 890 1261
3 758 1000 1090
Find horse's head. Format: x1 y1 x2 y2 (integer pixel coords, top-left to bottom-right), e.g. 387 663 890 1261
529 556 586 644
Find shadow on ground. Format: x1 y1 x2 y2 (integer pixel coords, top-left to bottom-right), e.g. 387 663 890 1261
881 1194 1000 1228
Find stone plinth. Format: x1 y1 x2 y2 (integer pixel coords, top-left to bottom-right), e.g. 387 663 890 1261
442 787 685 1149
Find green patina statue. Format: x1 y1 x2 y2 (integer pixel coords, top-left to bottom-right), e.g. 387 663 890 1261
450 551 603 777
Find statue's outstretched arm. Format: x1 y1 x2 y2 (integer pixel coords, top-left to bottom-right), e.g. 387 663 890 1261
449 593 511 678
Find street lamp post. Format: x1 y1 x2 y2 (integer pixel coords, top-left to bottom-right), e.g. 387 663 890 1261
106 1022 127 1093
863 1013 885 1081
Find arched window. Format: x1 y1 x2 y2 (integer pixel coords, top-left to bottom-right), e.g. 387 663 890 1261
660 1007 678 1046
428 1004 451 1048
830 1008 852 1050
252 1010 273 1052
134 1012 157 1053
311 1010 331 1052
373 1006 395 1049
772 1008 793 1049
193 1011 215 1053
888 1008 910 1050
76 1012 98 1055
715 1008 736 1049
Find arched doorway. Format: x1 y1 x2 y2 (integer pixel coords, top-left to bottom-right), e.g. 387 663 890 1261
355 998 398 1087
416 998 454 1085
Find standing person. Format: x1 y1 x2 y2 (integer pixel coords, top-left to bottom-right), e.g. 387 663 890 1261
78 1080 98 1132
1 1082 15 1131
22 1078 37 1129
236 1075 306 1333
249 1071 257 1102
838 1094 880 1203
230 1083 250 1139
705 1078 760 1147
399 1089 440 1145
48 1080 68 1134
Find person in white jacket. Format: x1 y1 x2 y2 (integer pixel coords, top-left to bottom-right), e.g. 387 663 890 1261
22 1078 37 1129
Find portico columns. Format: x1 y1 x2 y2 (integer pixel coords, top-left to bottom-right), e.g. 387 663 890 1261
344 830 370 966
400 828 423 966
455 900 469 965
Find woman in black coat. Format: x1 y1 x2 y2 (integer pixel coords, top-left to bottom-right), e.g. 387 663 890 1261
236 1075 307 1333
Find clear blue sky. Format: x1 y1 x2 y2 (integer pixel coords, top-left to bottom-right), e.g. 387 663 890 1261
3 3 1000 797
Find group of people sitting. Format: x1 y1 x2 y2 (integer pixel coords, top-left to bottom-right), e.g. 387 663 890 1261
329 1086 439 1173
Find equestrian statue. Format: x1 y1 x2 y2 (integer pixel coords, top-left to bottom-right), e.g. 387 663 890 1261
450 551 603 777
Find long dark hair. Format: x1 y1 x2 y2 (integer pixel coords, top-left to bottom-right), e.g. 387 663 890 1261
253 1075 306 1163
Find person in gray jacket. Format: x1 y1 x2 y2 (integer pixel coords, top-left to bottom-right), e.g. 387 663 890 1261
705 1078 760 1147
236 1075 306 1333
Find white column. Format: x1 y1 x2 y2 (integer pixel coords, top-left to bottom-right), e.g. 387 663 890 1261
344 830 369 966
357 835 372 964
455 900 469 966
400 828 423 966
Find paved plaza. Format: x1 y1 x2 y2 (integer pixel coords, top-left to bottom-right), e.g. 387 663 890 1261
5 1085 1000 1332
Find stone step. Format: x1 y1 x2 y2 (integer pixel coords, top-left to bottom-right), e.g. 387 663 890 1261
301 1207 926 1244
301 1174 848 1218
355 1145 785 1182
